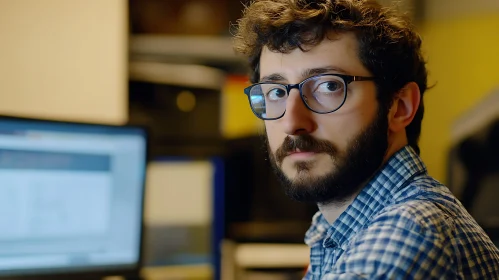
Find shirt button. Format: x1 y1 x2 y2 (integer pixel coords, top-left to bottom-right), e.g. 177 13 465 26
323 237 337 248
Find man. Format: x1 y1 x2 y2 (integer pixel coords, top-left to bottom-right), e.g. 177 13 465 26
233 0 499 278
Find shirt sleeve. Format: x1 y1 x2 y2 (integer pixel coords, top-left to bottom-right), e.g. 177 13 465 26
322 209 457 280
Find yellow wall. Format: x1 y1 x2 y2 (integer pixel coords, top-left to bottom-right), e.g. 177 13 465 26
221 75 263 138
419 13 499 182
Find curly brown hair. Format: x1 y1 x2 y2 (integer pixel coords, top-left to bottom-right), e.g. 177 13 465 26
233 0 428 154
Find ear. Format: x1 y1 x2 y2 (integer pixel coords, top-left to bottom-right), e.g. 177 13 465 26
387 82 421 133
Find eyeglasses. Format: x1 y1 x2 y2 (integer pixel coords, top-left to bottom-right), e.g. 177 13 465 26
243 73 375 120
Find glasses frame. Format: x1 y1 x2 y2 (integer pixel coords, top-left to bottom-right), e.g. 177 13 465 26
243 73 376 120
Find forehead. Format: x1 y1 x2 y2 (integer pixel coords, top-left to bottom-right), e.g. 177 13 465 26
259 32 370 81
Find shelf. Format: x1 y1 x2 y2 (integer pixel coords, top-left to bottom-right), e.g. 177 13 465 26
130 35 246 65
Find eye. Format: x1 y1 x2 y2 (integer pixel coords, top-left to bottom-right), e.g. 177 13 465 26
317 81 343 94
266 87 287 101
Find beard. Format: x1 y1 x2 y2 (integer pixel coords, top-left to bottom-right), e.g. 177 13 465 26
266 108 389 204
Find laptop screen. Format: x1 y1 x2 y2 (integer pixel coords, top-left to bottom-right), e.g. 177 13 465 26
0 117 147 277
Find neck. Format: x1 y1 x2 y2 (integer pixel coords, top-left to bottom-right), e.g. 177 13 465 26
383 131 408 163
318 132 408 224
318 194 358 224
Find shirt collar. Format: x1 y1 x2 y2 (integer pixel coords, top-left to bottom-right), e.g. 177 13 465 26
304 145 427 248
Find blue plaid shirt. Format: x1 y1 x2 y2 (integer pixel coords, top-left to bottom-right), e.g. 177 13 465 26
304 146 499 279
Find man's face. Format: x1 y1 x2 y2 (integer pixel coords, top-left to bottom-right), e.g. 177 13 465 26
260 33 389 204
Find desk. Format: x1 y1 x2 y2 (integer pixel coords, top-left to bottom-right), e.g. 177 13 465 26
221 240 309 280
103 264 212 280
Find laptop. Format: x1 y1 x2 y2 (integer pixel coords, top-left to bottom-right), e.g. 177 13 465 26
0 116 147 279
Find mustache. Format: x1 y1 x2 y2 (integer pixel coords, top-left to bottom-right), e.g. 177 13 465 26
274 134 337 165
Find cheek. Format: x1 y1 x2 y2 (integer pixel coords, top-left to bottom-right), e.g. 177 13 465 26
264 121 284 153
317 101 377 149
316 116 354 150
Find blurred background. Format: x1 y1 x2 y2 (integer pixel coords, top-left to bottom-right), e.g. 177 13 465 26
0 0 498 279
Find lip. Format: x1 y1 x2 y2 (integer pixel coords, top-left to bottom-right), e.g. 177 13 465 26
286 151 317 160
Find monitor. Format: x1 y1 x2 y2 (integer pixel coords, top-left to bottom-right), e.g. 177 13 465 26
0 116 147 279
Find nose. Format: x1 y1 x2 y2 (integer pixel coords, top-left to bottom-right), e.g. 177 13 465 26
280 88 316 135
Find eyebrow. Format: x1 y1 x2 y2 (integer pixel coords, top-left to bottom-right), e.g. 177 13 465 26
259 66 350 83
